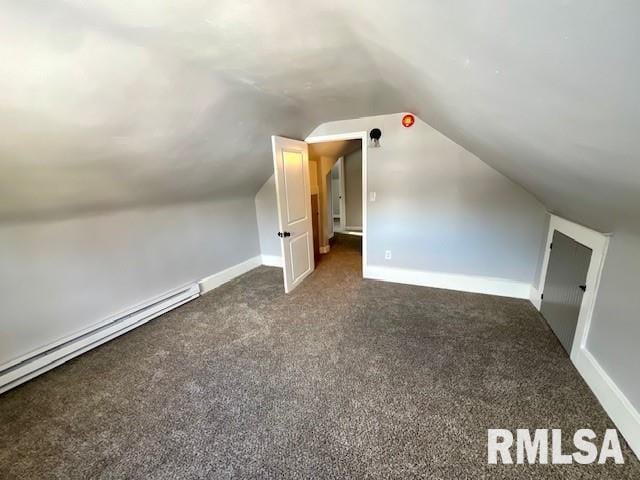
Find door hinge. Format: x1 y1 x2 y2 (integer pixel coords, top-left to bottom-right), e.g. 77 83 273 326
541 293 544 299
550 242 553 250
579 285 586 292
277 231 291 238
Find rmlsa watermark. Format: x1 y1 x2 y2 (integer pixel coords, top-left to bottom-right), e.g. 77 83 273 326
487 429 624 465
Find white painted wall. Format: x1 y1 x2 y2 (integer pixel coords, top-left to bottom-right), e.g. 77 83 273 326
344 149 363 228
318 156 340 248
587 230 640 408
332 178 340 216
0 199 260 367
308 113 548 285
255 175 281 258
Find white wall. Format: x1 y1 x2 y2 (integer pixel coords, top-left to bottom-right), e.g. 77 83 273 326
0 198 260 367
308 113 548 288
255 175 281 258
332 178 340 216
528 219 640 456
587 230 640 408
344 149 363 228
317 156 340 249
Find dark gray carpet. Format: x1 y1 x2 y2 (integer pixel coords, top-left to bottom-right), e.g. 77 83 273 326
1 234 638 479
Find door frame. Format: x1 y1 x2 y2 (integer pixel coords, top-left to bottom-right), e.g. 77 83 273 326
336 156 347 231
534 214 610 361
305 131 368 277
326 171 334 240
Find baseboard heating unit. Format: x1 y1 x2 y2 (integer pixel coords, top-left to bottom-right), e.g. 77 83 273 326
0 283 199 394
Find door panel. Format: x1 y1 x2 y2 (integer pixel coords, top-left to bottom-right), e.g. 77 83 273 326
272 136 314 293
289 232 312 282
541 230 592 354
282 150 306 223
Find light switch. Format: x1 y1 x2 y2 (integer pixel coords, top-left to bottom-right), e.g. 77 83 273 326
369 191 376 202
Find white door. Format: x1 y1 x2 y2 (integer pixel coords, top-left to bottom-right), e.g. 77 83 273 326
272 136 315 293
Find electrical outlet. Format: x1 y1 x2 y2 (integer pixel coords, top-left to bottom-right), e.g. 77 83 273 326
385 250 392 260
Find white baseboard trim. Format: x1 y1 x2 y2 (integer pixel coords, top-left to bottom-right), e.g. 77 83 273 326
345 226 363 231
0 283 199 394
573 348 640 459
364 265 531 299
198 256 262 294
0 255 265 394
261 254 283 268
529 286 542 310
320 245 330 254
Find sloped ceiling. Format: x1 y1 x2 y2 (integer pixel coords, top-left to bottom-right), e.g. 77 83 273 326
1 1 638 231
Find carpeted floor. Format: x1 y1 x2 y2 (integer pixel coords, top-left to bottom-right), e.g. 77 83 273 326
1 234 638 479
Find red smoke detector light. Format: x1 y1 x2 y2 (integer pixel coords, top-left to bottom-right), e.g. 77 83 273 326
402 114 415 128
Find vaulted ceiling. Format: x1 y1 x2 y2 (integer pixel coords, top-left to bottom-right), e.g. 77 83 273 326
2 1 639 231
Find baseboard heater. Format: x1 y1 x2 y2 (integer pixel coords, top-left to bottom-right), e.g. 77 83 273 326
0 283 200 394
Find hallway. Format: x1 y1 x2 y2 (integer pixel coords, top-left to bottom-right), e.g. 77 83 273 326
0 235 637 478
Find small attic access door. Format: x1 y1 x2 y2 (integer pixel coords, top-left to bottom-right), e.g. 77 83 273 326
271 135 315 293
534 215 610 362
541 231 593 354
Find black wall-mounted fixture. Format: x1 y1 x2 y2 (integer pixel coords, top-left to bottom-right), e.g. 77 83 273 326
370 128 382 148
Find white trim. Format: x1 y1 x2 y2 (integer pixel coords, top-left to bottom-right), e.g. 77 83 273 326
198 256 262 294
305 132 366 143
306 131 367 278
529 285 542 310
261 254 283 268
533 214 610 359
532 215 640 458
573 349 640 458
340 231 363 237
0 255 266 394
364 265 531 299
319 245 330 254
0 284 200 394
345 226 363 231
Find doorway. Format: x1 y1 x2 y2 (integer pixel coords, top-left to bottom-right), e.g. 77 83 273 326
329 150 364 237
330 158 346 234
534 214 610 362
271 132 368 292
307 138 363 266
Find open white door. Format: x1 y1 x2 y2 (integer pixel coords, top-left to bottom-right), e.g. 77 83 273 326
272 136 315 293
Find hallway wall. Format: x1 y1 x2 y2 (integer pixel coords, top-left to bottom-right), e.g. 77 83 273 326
344 149 362 229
